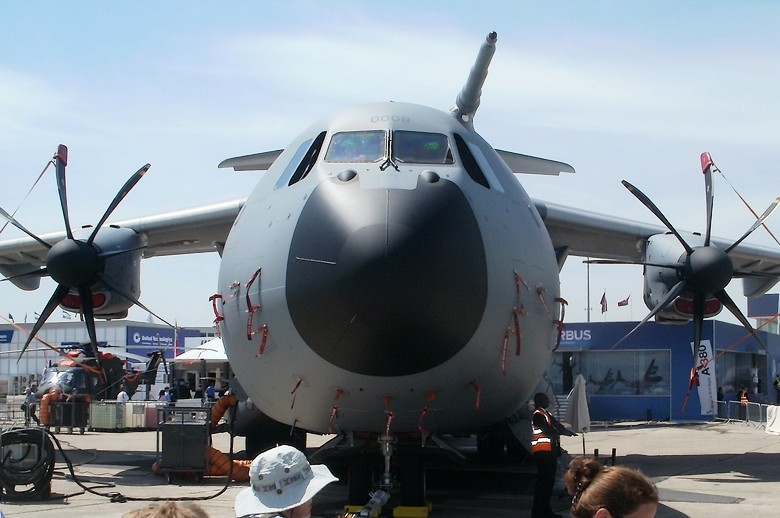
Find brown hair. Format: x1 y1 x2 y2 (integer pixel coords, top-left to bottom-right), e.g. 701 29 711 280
122 502 210 518
565 457 658 518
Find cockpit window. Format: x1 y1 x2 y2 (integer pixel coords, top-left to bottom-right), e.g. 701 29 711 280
325 131 386 163
393 131 454 164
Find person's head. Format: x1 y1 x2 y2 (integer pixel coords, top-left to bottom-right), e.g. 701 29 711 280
533 392 550 409
235 444 338 518
24 386 31 395
566 457 658 518
120 384 126 391
122 501 210 518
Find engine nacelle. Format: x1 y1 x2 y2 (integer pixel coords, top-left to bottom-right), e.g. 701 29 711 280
58 226 145 319
643 233 722 322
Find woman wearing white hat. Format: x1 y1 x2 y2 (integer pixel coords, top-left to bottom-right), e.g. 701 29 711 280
235 444 338 518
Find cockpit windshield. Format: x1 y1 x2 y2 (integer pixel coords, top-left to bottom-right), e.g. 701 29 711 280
393 131 454 164
325 131 387 163
325 130 454 165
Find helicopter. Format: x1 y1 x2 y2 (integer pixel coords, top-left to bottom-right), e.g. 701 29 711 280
21 341 164 401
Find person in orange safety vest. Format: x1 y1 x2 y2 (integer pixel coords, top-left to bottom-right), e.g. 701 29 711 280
531 392 577 518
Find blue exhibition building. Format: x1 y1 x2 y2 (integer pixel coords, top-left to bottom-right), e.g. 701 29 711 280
544 296 780 422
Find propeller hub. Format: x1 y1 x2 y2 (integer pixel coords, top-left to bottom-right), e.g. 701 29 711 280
47 239 101 287
683 246 733 294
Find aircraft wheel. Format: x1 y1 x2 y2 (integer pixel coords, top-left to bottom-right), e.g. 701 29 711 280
476 430 505 459
347 454 374 506
244 423 307 458
400 453 426 507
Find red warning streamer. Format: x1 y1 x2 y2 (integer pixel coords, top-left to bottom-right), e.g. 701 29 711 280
469 380 481 411
245 268 263 340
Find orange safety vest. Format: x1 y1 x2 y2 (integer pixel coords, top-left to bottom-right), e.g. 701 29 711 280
531 408 554 453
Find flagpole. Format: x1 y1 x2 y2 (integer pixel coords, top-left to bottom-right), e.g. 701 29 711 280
586 257 591 323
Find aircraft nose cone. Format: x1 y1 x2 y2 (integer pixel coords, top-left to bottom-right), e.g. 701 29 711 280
286 177 487 376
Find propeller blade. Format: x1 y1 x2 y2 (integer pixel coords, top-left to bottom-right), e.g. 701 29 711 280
97 244 147 260
714 289 764 348
54 145 74 240
612 280 687 349
87 163 151 245
0 206 52 249
1 267 48 282
725 197 780 253
97 272 175 327
583 258 683 271
691 294 705 359
17 284 69 361
78 286 100 351
701 152 715 247
733 269 780 279
621 180 693 254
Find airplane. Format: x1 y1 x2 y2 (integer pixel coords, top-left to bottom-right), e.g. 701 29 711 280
1 31 780 507
588 368 618 394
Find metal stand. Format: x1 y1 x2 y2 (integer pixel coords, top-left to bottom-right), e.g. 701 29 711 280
156 405 211 483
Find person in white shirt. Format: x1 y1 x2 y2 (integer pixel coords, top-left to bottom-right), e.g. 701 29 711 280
117 384 130 403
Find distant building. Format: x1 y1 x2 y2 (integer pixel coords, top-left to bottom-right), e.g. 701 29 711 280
544 320 779 422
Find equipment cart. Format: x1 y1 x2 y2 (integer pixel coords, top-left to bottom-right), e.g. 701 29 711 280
50 400 89 434
156 405 211 483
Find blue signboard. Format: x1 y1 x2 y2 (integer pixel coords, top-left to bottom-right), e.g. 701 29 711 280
127 326 175 347
0 329 13 344
126 326 201 358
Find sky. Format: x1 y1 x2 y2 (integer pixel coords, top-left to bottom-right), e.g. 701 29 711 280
1 1 779 330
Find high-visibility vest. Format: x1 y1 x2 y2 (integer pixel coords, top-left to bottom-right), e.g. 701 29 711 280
531 408 553 453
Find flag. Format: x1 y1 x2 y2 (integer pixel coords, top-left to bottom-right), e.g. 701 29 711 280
600 292 607 313
7 313 13 322
62 310 72 320
34 311 41 319
618 295 630 307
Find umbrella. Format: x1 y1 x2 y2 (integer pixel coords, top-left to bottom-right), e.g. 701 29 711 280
564 373 591 454
173 338 228 362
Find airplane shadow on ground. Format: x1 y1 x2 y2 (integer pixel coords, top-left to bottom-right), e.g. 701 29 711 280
621 452 780 482
616 451 780 518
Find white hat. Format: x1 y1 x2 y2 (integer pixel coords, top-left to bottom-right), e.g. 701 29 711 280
234 445 338 517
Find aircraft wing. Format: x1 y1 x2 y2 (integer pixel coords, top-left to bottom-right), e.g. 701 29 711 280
0 199 244 289
1 194 778 295
534 199 780 295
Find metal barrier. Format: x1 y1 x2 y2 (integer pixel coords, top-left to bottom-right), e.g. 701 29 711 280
718 400 770 429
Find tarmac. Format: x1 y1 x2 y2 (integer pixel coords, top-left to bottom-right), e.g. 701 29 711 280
1 419 780 517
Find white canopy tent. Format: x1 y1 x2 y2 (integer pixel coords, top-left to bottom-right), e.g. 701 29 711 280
172 337 228 362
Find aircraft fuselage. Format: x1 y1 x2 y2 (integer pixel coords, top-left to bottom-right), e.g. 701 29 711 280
218 102 562 435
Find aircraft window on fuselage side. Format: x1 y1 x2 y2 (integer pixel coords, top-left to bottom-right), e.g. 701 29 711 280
453 133 489 189
325 130 386 163
288 131 327 186
393 131 454 164
275 137 314 190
